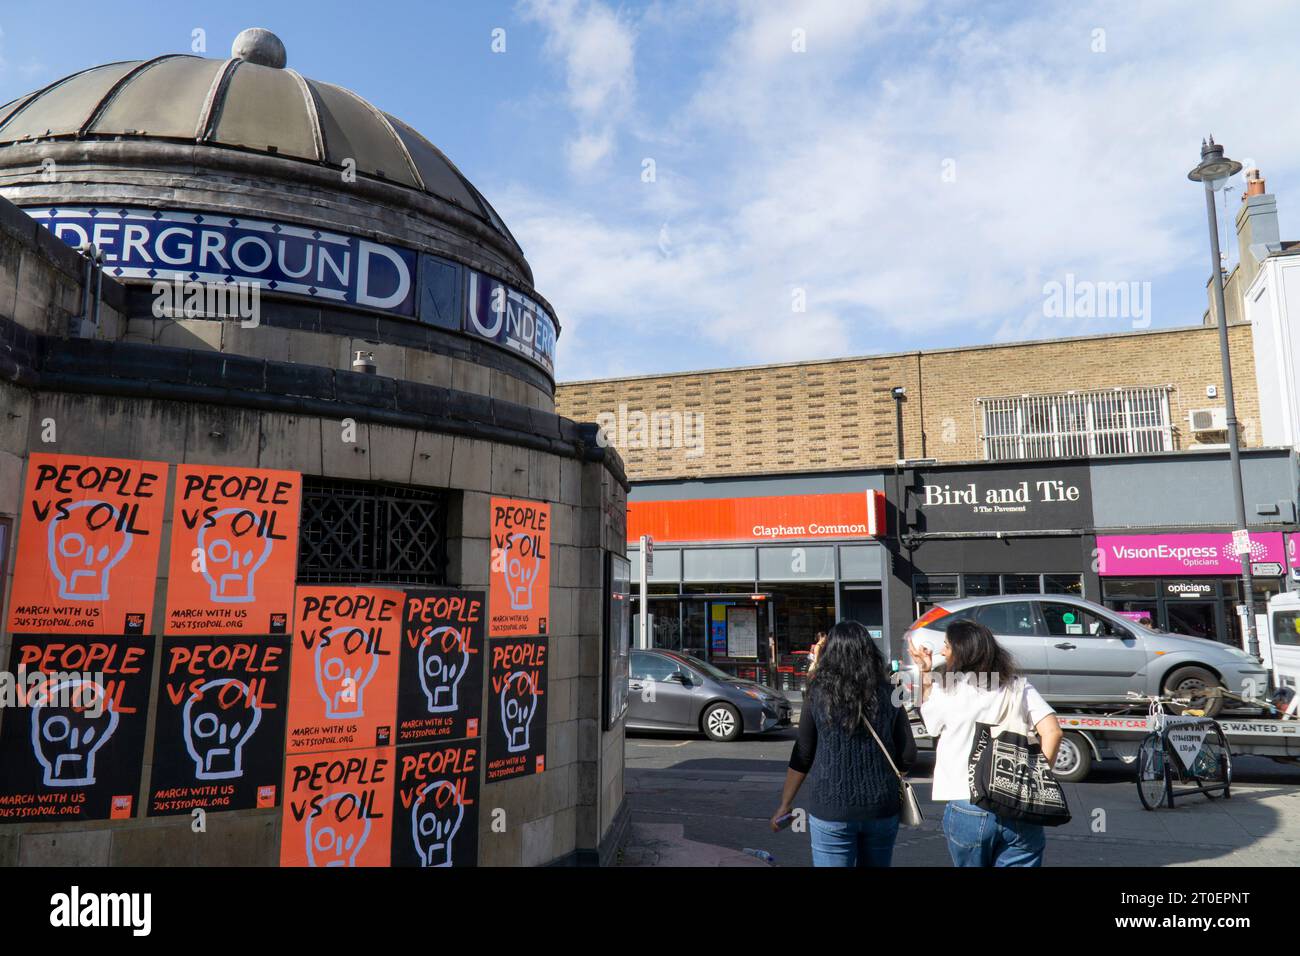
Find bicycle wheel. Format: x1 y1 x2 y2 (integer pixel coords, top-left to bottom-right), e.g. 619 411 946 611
1194 724 1232 798
1136 732 1170 810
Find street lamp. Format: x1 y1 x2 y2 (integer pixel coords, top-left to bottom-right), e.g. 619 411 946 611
1187 136 1259 658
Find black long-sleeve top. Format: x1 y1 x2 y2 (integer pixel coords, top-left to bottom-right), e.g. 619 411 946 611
789 684 917 822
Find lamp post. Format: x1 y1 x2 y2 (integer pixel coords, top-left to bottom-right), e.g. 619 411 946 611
1187 137 1259 658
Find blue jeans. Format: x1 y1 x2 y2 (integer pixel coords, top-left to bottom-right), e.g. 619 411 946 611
942 800 1045 867
808 814 900 867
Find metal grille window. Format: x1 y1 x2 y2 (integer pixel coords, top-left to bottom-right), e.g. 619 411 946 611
298 476 448 585
979 387 1172 460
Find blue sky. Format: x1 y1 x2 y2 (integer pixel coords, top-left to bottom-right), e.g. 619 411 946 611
3 0 1297 382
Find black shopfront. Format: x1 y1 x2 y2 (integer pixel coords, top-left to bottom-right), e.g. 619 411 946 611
885 461 1098 652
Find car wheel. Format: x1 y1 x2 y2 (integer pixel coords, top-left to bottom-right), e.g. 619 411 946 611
702 702 742 742
1162 666 1223 717
1053 732 1093 784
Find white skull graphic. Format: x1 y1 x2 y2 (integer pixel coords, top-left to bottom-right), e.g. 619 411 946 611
503 533 541 610
500 670 539 753
304 791 372 867
417 626 470 713
411 779 464 867
31 678 118 786
47 500 133 600
197 507 274 603
182 677 263 780
314 626 380 719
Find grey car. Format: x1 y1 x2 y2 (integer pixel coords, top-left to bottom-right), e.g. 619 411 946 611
626 650 792 741
903 594 1269 716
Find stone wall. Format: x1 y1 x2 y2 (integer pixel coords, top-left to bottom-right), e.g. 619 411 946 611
0 196 628 867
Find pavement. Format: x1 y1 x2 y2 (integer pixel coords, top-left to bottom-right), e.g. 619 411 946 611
620 722 1300 867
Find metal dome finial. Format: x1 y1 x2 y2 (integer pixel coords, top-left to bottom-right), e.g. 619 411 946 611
231 28 286 68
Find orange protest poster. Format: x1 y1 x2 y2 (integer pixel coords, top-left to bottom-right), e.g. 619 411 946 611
164 465 301 636
488 497 550 637
279 747 394 867
285 586 403 754
6 453 168 635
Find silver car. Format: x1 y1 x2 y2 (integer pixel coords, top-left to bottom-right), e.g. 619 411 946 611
626 649 792 741
902 594 1269 716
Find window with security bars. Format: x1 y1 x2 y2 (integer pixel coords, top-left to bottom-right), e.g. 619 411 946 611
979 387 1173 461
297 476 448 585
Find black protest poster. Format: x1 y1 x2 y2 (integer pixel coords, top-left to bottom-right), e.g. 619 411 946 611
485 637 547 781
147 635 291 816
397 588 485 745
390 739 480 867
0 635 154 823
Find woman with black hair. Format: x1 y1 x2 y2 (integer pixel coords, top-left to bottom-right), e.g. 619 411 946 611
771 620 915 866
913 618 1063 867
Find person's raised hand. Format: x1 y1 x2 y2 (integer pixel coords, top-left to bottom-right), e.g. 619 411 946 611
910 640 934 674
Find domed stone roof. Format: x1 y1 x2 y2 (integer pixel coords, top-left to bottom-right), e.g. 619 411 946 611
0 29 520 252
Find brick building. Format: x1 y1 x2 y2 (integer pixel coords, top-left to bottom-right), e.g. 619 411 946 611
558 324 1261 480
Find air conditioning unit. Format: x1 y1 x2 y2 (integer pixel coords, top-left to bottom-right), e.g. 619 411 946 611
1188 407 1228 433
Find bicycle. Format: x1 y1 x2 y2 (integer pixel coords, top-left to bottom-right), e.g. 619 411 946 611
1132 693 1232 810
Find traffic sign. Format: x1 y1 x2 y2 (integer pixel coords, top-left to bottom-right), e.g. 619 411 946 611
1250 562 1284 577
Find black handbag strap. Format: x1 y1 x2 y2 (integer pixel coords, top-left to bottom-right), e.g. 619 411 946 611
862 703 903 781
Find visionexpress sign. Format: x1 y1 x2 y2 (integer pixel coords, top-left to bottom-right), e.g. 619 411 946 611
626 492 885 544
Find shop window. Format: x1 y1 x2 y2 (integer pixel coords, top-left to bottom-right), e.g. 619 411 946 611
682 600 709 659
758 546 834 582
766 583 835 654
1103 579 1158 600
975 601 1039 635
1040 602 1123 637
298 476 446 585
1166 601 1218 641
630 547 682 583
1002 574 1041 595
651 611 683 652
1108 600 1159 628
683 548 756 583
1222 579 1284 603
839 545 881 582
1043 574 1084 596
915 574 960 602
963 574 1001 597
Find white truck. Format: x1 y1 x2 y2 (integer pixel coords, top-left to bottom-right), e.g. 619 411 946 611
1259 589 1300 712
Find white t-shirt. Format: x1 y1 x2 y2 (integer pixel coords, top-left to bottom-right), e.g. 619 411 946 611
920 674 1055 802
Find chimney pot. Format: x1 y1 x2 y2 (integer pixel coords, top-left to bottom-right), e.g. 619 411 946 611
1245 167 1266 198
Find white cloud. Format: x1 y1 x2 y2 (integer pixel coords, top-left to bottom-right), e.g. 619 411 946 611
500 0 1300 379
519 0 636 175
